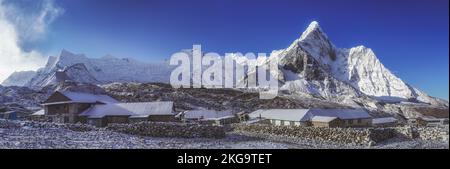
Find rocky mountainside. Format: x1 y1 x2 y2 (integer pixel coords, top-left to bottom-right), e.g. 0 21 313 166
1 71 36 86
103 82 447 120
0 85 47 108
102 82 349 113
0 81 107 109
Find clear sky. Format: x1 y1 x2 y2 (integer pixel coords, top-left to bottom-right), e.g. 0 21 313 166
1 0 449 100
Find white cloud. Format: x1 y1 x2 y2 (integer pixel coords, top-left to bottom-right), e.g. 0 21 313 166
0 0 63 83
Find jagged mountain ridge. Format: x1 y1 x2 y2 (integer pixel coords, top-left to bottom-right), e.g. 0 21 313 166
267 21 446 106
15 50 173 88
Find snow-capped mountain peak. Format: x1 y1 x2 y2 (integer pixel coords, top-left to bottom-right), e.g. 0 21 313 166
300 21 327 41
275 21 447 106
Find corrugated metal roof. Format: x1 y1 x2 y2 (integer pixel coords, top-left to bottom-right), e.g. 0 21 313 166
308 108 371 120
184 110 234 120
372 117 397 124
248 109 311 122
311 116 338 122
249 108 371 122
60 91 119 104
79 101 174 118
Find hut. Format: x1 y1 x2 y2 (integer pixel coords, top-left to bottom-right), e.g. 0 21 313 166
37 91 176 126
179 110 238 125
248 108 372 128
40 91 119 123
79 102 176 127
311 116 341 127
372 117 398 127
248 109 311 127
0 111 17 120
307 108 372 127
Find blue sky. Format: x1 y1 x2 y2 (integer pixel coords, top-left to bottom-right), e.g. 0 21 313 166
15 0 450 100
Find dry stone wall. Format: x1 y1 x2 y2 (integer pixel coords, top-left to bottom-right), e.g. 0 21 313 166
232 124 449 145
107 122 226 138
393 126 449 141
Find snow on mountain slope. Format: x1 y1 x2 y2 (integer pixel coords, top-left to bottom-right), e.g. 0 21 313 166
1 71 36 86
345 46 412 98
269 21 446 105
25 50 172 88
32 63 100 87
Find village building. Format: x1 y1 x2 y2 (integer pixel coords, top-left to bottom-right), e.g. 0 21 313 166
79 102 175 126
39 91 119 123
0 111 17 120
248 109 311 126
307 108 372 127
177 110 238 126
33 91 176 126
372 117 398 127
248 108 372 128
311 116 340 127
416 116 449 127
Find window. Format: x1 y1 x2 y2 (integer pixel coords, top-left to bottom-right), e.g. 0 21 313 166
357 119 362 123
348 119 353 124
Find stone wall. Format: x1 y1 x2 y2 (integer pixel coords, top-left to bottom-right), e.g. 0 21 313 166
107 122 226 138
417 126 449 141
232 124 373 145
232 124 449 145
0 119 21 129
393 126 449 141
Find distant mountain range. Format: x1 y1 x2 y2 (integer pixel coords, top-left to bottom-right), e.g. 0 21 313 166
3 50 172 88
2 21 447 108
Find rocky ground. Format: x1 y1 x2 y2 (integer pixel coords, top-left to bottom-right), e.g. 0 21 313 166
0 120 448 149
0 120 295 149
1 82 449 120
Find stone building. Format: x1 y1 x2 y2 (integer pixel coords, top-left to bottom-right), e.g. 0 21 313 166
248 109 311 127
372 117 398 127
248 108 372 128
79 102 176 127
34 91 176 126
177 110 238 126
39 91 119 123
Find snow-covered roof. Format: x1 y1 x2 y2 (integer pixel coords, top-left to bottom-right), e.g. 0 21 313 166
32 109 45 116
308 108 371 120
183 110 234 120
79 101 174 118
249 108 371 122
372 117 398 124
61 91 119 104
248 109 311 122
311 116 338 123
43 91 118 105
